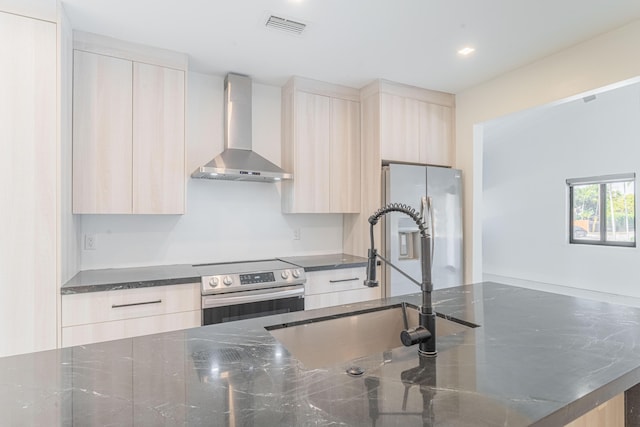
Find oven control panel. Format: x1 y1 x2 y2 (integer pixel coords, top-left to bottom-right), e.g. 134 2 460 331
201 267 305 295
240 272 275 285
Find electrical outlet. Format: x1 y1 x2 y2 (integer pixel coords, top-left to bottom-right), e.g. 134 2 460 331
84 234 97 250
293 228 301 240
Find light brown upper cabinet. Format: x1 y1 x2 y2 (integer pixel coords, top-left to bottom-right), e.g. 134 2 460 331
379 93 420 162
418 102 454 166
72 33 186 214
73 50 133 213
132 62 185 214
376 81 455 167
282 77 361 213
330 97 361 212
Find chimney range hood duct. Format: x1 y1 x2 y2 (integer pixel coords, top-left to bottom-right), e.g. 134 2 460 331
191 73 292 182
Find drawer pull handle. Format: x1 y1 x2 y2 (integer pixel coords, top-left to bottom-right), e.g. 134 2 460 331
112 299 162 309
329 277 360 284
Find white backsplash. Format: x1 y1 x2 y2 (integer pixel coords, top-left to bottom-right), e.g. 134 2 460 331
79 180 344 269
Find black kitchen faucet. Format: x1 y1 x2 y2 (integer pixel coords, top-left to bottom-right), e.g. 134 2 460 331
363 200 436 356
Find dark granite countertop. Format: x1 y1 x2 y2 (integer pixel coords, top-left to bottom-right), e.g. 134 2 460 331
61 254 367 294
278 253 367 271
6 281 640 426
61 264 200 294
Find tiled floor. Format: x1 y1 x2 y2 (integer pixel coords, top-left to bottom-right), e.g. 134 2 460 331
483 274 640 308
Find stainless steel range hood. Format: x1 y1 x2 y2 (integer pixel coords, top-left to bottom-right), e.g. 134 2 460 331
191 73 292 182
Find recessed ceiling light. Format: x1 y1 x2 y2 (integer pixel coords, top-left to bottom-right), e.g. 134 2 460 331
457 47 475 56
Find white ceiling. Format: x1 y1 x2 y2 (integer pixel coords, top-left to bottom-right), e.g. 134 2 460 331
61 0 640 94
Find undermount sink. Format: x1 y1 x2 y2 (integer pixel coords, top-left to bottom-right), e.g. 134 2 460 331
266 303 478 369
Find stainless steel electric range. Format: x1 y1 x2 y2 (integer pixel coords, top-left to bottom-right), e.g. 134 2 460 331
194 259 306 326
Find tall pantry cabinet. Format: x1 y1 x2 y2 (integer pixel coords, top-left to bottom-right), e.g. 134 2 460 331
343 80 455 258
0 2 68 358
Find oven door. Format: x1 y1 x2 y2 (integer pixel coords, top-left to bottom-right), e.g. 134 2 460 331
202 285 304 326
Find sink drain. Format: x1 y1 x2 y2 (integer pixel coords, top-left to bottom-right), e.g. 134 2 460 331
346 366 365 377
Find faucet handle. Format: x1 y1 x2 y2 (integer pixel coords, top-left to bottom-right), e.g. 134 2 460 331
400 326 431 347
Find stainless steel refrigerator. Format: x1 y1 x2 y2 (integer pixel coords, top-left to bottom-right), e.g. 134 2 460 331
381 163 463 297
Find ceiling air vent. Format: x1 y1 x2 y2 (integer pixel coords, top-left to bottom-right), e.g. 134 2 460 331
265 15 306 35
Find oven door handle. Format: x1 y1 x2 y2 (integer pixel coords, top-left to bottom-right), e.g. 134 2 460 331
202 285 304 309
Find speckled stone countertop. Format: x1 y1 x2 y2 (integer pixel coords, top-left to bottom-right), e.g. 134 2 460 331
60 264 200 294
6 282 640 426
278 253 367 271
61 254 367 294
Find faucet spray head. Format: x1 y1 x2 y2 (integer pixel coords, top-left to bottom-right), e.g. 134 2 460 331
363 248 378 288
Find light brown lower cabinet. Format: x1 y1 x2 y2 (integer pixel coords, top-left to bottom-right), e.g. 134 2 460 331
61 283 201 347
565 392 624 427
304 267 381 310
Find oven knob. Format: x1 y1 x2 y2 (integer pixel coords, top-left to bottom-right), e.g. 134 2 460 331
223 276 233 286
281 270 290 279
292 269 301 279
209 277 220 288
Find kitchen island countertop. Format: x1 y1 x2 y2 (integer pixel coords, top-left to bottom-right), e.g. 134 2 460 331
6 281 640 426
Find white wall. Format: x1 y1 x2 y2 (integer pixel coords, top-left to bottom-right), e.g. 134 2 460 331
456 18 640 284
79 72 343 269
482 82 640 296
0 0 57 22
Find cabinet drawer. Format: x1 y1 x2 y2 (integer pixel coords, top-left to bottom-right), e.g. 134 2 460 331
305 287 381 310
62 283 200 327
304 267 367 296
61 310 201 347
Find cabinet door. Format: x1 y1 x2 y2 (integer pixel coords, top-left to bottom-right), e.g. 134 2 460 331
62 283 201 327
305 288 380 310
61 311 201 347
73 50 133 213
330 98 361 213
0 11 57 357
293 91 331 212
61 283 201 347
305 267 367 296
419 102 453 166
380 93 420 162
565 392 623 427
133 63 185 214
304 267 380 310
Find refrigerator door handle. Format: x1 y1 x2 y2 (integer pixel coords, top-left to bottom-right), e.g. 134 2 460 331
421 196 435 261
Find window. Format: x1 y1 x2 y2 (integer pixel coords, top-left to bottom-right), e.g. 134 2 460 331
567 173 635 247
